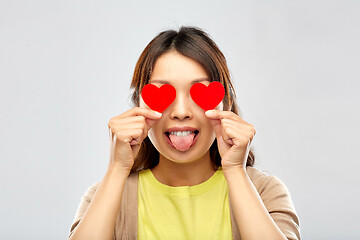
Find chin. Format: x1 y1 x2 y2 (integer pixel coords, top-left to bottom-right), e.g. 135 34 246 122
160 151 205 165
158 141 213 165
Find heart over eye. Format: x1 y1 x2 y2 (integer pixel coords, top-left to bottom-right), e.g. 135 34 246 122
190 82 225 111
141 84 176 113
141 82 225 112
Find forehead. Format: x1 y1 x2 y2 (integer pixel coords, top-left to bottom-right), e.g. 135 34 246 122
150 78 210 86
149 50 210 86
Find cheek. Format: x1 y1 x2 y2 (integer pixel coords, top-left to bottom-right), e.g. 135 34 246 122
148 128 155 141
206 122 216 140
147 121 162 145
200 116 216 140
147 128 160 150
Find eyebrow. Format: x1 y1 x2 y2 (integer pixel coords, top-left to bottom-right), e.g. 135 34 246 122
150 78 210 85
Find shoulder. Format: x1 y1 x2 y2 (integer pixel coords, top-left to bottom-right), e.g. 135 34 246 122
246 166 301 239
246 166 290 197
80 181 100 202
127 171 139 187
83 172 139 196
245 166 296 210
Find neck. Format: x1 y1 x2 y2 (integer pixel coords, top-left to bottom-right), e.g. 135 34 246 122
150 151 218 187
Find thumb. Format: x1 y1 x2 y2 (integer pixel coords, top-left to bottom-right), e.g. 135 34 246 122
208 118 222 140
145 118 157 131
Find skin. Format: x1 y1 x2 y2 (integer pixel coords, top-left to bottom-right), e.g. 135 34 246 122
139 49 225 187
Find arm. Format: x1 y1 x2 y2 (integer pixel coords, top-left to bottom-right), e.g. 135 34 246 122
224 167 288 240
204 110 300 239
68 165 130 240
68 107 161 239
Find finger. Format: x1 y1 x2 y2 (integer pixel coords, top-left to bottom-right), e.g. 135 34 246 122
111 115 147 125
121 116 157 133
109 115 158 134
222 124 255 146
119 107 162 120
109 127 114 145
221 118 254 132
220 121 234 145
144 118 158 131
205 109 240 121
115 128 144 145
123 115 159 132
224 118 256 139
208 118 222 139
119 122 149 144
109 126 120 143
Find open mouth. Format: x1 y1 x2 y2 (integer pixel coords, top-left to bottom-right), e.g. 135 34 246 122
164 130 200 151
164 130 199 137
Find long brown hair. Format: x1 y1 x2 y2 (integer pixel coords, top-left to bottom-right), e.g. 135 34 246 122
129 26 255 173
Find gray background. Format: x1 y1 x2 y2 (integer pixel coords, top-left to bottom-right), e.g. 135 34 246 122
1 0 359 239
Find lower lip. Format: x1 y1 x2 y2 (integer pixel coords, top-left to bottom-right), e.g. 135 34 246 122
164 132 200 151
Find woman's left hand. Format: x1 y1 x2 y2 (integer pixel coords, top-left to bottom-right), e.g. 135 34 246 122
205 110 256 171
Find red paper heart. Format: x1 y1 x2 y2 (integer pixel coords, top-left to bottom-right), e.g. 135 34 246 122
190 82 225 111
141 84 176 113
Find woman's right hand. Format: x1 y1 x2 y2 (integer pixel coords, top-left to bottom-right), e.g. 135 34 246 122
107 107 162 173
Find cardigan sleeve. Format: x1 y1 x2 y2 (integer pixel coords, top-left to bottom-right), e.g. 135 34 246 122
247 167 301 240
68 172 139 240
68 182 100 239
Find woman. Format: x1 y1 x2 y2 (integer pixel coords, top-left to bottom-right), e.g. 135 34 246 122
68 26 301 240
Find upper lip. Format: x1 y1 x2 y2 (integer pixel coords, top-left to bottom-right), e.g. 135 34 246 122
165 126 199 133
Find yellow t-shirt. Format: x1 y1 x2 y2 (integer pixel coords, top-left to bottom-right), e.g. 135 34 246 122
138 167 233 240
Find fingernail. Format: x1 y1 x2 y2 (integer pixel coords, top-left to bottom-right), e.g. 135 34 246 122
154 111 162 117
205 110 215 116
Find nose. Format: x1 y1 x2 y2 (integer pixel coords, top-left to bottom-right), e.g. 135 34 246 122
169 91 193 120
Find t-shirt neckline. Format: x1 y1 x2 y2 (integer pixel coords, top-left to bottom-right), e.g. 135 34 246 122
142 167 223 197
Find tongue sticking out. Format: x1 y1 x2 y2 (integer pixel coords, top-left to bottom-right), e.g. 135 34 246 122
168 132 196 151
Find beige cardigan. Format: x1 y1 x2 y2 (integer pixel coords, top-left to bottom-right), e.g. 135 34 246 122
69 167 301 240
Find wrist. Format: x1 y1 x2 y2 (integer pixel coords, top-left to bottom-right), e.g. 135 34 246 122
222 164 246 173
107 163 131 177
222 165 247 179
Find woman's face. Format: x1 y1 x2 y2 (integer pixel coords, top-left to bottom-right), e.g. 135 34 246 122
139 50 224 164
